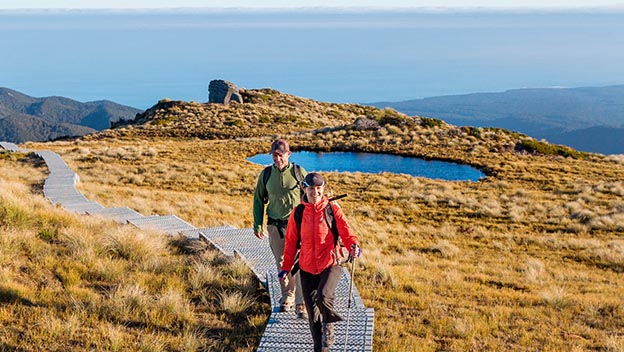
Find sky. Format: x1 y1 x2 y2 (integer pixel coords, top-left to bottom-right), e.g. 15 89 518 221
0 0 623 9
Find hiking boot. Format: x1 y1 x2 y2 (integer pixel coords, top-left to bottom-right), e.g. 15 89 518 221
322 322 335 347
296 304 308 319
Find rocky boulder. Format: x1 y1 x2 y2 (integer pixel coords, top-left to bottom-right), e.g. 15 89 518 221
353 116 381 131
208 80 243 105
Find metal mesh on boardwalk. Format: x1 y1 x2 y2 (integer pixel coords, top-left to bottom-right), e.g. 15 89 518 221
1 142 375 351
86 207 144 224
0 142 29 152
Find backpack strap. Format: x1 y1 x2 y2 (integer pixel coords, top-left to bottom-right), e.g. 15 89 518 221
291 163 304 200
294 204 305 248
292 163 303 185
261 166 272 203
325 203 340 246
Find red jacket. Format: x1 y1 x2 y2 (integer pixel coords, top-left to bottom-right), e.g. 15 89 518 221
282 196 358 275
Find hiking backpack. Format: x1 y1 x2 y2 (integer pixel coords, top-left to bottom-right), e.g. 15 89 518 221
261 163 304 204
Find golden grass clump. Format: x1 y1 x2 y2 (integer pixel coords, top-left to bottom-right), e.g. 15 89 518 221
104 227 169 263
217 290 255 315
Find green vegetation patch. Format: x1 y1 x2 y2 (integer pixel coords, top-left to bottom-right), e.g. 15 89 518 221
421 116 445 128
517 139 586 159
151 115 178 126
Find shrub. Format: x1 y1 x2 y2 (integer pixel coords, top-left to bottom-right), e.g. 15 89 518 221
375 108 410 127
421 117 444 128
225 119 245 128
38 227 59 242
276 114 298 123
516 139 586 159
152 115 178 126
468 127 482 138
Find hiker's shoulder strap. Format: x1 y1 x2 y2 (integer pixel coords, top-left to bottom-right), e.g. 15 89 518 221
291 163 304 184
262 165 272 187
325 202 340 245
291 163 305 199
294 204 305 236
261 166 272 203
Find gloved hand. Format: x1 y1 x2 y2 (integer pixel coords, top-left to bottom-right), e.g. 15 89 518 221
278 270 289 281
350 244 361 258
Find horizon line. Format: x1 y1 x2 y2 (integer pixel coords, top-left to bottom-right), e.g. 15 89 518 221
2 5 624 12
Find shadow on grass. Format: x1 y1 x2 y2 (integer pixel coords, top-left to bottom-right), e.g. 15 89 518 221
0 285 36 306
0 342 28 352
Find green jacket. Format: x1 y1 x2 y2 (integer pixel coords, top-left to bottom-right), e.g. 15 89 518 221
253 163 307 233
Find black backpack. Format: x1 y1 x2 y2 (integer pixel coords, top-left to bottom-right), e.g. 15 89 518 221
261 163 304 204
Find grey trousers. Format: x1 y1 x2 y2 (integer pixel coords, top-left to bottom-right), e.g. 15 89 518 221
268 224 303 306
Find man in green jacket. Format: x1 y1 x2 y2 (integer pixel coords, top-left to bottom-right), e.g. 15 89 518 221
253 139 308 316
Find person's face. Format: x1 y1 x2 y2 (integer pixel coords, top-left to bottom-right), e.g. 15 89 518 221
305 184 325 204
272 151 290 170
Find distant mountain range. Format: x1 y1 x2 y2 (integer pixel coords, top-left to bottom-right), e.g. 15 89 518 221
0 88 141 143
370 85 624 155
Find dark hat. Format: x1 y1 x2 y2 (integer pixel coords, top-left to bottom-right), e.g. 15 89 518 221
270 139 290 155
303 172 325 187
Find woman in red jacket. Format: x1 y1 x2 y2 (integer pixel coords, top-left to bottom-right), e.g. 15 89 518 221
279 172 360 352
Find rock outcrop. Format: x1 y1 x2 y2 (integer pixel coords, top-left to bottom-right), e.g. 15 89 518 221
353 116 381 131
208 80 243 105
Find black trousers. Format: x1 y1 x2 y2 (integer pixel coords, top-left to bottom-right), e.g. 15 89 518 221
300 265 344 352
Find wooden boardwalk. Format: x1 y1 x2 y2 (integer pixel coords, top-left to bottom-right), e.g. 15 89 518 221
1 141 375 351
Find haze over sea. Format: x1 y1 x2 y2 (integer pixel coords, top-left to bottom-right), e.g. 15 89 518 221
2 9 624 109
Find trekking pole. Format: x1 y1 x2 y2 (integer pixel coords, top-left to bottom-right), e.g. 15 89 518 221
343 250 356 352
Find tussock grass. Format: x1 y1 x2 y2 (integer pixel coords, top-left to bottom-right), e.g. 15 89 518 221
0 155 268 351
541 285 575 309
217 290 254 315
523 258 545 284
16 91 624 351
188 260 223 291
104 227 169 263
429 240 460 258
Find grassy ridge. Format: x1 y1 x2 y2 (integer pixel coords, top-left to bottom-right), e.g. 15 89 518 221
10 88 624 351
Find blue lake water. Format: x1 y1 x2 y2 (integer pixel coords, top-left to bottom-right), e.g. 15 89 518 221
2 10 624 109
247 151 485 181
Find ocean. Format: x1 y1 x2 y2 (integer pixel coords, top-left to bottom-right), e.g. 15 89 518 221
2 9 624 109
